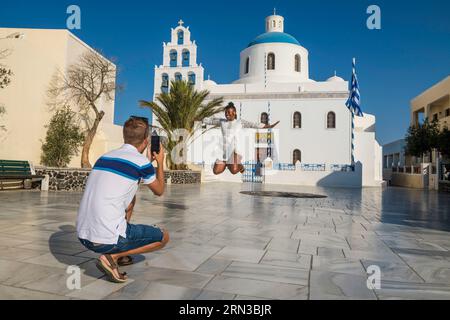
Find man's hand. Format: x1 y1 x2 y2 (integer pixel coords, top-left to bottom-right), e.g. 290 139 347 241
152 144 165 166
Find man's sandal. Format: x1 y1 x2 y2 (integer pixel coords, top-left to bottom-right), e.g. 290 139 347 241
96 255 128 283
118 256 134 267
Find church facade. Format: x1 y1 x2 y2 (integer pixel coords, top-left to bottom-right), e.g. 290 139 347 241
153 15 383 187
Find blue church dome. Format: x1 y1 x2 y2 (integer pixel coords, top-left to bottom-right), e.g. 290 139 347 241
248 32 301 48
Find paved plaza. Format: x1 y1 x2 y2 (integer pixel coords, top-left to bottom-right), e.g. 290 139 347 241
0 182 450 300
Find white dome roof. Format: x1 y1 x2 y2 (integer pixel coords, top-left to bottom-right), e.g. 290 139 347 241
204 79 217 87
326 74 345 82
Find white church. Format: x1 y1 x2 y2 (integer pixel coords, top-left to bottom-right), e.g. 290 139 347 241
153 14 383 187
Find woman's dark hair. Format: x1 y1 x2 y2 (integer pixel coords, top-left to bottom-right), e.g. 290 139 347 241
224 102 237 120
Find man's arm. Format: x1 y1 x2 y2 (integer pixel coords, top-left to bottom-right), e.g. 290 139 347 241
147 144 165 197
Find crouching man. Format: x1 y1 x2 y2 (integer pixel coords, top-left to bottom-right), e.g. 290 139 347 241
76 116 169 283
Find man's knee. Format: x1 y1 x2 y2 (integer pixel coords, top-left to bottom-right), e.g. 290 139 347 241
161 230 170 247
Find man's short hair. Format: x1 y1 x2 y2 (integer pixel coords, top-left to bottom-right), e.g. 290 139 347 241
123 118 150 147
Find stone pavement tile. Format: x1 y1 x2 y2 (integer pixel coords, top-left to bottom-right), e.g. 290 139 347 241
0 247 49 262
312 256 366 276
297 244 318 256
208 237 269 250
147 243 222 271
0 259 64 287
222 261 309 286
131 267 214 289
0 235 33 247
213 247 266 264
383 238 448 251
361 259 424 283
67 278 133 300
317 247 345 258
22 252 91 269
105 281 201 300
260 250 311 270
195 290 236 300
205 275 308 300
375 281 450 300
266 238 299 253
17 239 87 255
310 270 377 300
0 284 70 300
343 249 404 263
234 295 270 300
196 258 233 274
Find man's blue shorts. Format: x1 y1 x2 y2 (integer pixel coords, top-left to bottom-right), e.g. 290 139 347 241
79 223 164 254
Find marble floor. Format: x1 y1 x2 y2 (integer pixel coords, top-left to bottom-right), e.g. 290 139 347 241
0 183 449 300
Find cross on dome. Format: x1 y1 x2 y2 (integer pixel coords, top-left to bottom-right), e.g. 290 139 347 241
178 20 184 26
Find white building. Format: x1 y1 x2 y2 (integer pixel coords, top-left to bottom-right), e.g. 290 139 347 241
153 15 383 187
0 28 123 168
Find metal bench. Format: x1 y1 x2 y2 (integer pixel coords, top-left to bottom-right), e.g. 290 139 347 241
0 160 45 190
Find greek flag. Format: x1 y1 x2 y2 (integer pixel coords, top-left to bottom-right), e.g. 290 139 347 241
346 58 364 117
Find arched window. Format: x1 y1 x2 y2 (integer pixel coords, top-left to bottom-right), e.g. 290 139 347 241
175 73 182 82
182 49 190 67
267 53 275 70
170 50 178 67
293 112 302 129
293 149 302 165
261 112 269 125
188 72 196 85
161 74 169 94
245 57 250 74
177 30 184 45
295 54 301 72
327 112 336 129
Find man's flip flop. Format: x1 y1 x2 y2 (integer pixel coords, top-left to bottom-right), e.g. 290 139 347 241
118 256 134 267
96 255 128 283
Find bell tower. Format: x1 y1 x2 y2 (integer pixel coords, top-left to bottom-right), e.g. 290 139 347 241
154 20 205 98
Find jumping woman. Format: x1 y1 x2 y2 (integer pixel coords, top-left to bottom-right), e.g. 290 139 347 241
204 102 280 176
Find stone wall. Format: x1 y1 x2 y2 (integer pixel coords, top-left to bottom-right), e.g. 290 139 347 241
164 171 202 184
34 167 202 191
35 167 91 192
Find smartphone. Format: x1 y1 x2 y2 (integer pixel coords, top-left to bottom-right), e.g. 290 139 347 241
151 135 161 154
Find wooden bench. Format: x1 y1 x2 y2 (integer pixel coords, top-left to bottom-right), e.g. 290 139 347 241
0 160 45 190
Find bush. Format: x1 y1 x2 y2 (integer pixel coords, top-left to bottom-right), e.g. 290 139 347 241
41 106 85 167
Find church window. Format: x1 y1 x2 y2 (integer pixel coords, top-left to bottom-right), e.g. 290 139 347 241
182 49 190 67
261 112 269 125
327 112 336 129
170 50 178 67
175 73 182 82
267 53 275 70
188 72 196 85
245 57 250 74
293 149 302 165
177 30 184 45
161 74 169 94
295 54 301 72
293 112 302 128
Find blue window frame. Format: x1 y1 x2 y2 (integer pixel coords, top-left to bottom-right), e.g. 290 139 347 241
177 30 184 45
175 73 182 82
161 74 169 93
182 50 190 67
188 72 196 85
170 50 177 67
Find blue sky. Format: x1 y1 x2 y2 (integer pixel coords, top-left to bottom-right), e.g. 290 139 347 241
1 0 449 145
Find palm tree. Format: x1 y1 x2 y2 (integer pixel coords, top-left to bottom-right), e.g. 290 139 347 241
140 80 224 170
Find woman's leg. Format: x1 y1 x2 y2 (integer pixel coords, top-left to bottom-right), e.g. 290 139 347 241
213 160 227 175
228 153 245 175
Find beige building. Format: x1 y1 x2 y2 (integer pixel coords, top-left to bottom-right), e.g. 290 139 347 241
411 76 450 130
0 28 123 168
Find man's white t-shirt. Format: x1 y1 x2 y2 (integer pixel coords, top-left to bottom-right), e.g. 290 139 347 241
77 144 156 245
